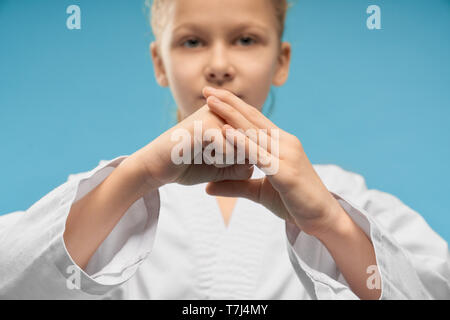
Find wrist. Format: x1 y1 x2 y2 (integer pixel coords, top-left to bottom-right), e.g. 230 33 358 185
308 198 353 242
117 154 162 198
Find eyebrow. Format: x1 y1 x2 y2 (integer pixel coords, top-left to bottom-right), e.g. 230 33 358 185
172 22 269 35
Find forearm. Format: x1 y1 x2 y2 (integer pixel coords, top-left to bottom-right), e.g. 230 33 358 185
313 198 382 300
63 155 152 271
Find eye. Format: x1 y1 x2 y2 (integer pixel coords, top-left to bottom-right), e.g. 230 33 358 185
181 37 202 48
236 35 257 46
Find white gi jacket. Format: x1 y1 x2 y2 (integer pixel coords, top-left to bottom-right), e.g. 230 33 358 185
0 156 449 299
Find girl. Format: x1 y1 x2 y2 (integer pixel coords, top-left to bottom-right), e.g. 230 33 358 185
0 0 448 300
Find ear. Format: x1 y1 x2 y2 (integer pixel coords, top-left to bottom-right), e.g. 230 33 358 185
150 41 169 87
272 42 291 86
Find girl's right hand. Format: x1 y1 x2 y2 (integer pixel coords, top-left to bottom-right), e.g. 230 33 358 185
64 103 252 270
126 104 255 194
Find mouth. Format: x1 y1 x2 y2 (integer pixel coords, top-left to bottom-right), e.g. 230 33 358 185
199 94 244 100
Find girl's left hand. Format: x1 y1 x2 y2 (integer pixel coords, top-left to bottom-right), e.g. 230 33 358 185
202 86 344 237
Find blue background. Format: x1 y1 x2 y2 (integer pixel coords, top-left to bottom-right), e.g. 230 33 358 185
0 0 449 242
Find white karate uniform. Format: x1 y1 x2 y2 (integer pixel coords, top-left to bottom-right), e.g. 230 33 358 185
0 156 449 299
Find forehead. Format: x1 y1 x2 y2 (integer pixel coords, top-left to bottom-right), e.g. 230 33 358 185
168 0 277 31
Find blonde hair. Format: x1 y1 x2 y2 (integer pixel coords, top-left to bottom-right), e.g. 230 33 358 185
144 0 293 122
146 0 292 43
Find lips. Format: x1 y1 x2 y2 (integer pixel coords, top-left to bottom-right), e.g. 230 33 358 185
224 90 243 99
199 93 244 100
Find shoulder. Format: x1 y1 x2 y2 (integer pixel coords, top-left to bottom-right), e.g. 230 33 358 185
0 211 24 233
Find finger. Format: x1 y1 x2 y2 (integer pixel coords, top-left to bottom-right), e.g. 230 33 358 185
206 178 263 203
208 97 280 155
207 95 258 135
215 163 254 182
206 179 294 224
223 124 280 175
202 128 240 166
203 87 278 131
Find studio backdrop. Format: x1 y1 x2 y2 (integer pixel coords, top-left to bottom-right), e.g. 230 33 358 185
0 0 449 241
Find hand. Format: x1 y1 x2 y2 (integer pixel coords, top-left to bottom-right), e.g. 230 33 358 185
202 86 344 236
129 104 254 192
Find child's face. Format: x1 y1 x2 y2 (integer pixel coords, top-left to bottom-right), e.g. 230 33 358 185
150 0 291 121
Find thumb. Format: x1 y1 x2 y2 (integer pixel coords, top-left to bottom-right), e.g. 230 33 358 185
206 178 264 203
206 178 295 224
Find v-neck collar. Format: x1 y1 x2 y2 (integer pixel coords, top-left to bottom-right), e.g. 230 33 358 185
213 196 239 231
208 165 265 232
186 165 271 299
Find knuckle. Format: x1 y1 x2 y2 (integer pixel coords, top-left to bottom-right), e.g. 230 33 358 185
290 134 303 149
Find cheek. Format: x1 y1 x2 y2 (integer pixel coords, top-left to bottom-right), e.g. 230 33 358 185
239 56 276 109
168 54 199 87
166 54 204 115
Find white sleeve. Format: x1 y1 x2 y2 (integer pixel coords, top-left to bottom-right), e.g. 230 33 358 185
0 156 160 299
285 166 450 300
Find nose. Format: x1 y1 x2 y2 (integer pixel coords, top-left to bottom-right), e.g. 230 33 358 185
204 43 235 86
